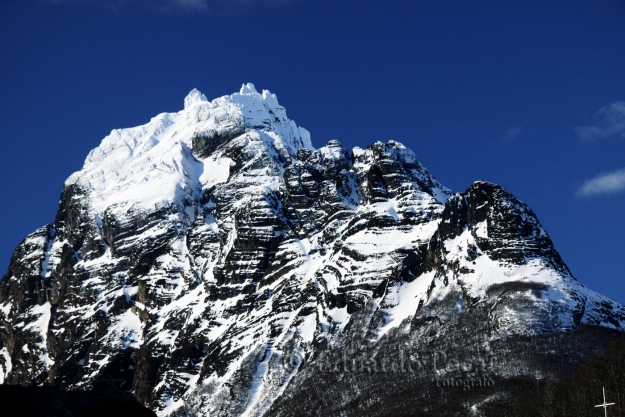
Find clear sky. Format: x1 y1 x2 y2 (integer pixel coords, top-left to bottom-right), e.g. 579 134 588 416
1 0 624 302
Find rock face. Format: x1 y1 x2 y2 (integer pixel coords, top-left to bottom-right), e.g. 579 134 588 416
1 84 624 416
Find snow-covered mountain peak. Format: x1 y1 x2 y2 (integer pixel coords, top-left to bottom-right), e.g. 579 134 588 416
5 84 625 417
65 84 312 216
183 88 208 109
239 82 258 94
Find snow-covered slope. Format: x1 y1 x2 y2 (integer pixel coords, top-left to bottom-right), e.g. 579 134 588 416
1 84 623 416
66 83 310 214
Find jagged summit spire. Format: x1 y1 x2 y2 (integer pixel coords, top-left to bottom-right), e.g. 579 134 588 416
183 88 208 109
184 83 259 110
239 82 258 95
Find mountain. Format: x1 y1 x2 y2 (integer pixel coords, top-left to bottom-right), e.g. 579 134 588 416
1 84 623 416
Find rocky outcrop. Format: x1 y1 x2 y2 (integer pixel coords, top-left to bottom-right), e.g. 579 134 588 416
439 181 570 272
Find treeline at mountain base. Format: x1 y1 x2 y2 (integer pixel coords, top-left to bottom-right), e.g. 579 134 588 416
252 318 625 417
485 333 625 417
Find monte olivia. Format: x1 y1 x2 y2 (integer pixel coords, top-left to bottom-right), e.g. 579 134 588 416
1 84 623 416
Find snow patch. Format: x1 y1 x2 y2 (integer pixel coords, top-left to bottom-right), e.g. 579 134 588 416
378 272 435 337
474 220 488 238
0 347 12 384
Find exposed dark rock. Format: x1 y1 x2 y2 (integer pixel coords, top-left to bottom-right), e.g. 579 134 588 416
192 127 246 159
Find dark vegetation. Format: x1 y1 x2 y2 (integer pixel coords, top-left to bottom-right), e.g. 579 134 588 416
489 333 625 416
266 297 624 417
0 384 156 417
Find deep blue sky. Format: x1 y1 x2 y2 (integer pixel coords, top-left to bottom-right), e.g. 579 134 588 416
1 0 624 302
